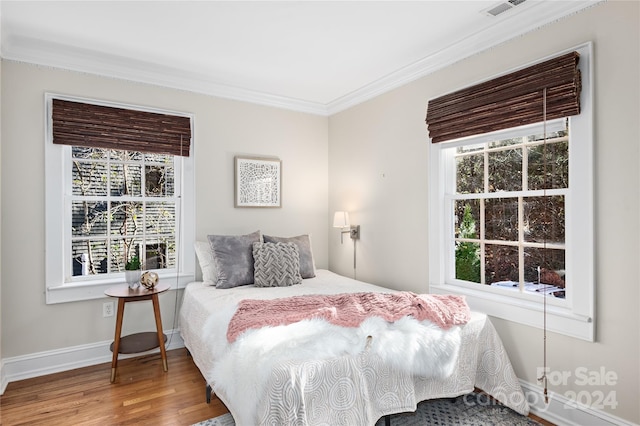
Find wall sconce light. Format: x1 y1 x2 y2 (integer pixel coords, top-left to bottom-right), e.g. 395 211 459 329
333 211 360 279
333 211 360 243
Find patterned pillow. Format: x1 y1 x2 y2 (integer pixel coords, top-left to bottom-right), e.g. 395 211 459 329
252 242 302 287
207 231 261 289
263 234 316 278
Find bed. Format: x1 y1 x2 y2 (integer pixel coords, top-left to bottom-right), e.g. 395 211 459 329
180 241 530 426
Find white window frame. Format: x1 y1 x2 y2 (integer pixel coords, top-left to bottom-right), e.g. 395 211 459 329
428 43 594 341
44 93 196 304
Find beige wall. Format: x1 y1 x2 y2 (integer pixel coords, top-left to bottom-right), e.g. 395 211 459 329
0 26 3 386
329 1 639 423
0 62 329 357
1 1 638 423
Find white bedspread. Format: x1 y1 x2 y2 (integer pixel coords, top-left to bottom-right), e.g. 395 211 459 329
179 269 529 425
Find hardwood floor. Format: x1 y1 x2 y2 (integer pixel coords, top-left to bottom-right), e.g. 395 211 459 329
1 348 555 425
0 349 228 425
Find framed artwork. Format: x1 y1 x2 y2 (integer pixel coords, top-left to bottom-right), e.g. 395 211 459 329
234 156 282 208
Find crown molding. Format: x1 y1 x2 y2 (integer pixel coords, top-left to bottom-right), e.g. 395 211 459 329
325 0 604 115
1 34 329 116
1 1 603 117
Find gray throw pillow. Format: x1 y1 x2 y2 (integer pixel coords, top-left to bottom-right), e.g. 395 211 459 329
207 231 261 289
263 234 316 278
252 242 302 287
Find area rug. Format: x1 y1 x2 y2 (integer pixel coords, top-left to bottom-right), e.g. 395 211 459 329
192 392 542 426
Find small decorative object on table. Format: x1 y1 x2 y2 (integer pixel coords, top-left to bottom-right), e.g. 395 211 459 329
125 256 142 290
140 271 159 290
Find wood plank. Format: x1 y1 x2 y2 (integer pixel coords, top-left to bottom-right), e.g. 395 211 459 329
0 349 227 426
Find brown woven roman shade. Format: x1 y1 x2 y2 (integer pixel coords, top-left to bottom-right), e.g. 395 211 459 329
425 51 581 143
52 99 192 156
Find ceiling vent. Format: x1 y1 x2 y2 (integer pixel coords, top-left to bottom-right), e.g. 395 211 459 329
484 0 527 17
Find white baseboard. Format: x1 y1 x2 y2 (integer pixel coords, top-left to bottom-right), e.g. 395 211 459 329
521 380 637 426
0 328 184 395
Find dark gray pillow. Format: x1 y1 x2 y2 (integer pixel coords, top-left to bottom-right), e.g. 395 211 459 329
252 242 302 287
207 231 261 289
263 234 316 278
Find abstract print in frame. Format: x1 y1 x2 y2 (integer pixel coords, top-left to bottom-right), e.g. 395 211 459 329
234 156 282 208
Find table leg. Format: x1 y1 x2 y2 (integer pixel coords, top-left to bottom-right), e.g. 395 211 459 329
110 298 126 383
151 293 168 372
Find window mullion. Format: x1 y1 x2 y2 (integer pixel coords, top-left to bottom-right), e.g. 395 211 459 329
106 154 112 274
141 155 146 268
519 135 527 291
518 196 524 290
480 145 488 285
478 199 485 284
521 136 528 192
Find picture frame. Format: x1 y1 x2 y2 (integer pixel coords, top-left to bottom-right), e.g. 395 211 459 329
234 156 282 208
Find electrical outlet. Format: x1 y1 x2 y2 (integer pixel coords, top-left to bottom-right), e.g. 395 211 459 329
103 301 114 318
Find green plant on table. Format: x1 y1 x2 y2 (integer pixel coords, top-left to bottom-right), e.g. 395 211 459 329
125 255 141 271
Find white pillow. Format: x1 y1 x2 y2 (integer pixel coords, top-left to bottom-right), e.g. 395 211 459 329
194 241 216 285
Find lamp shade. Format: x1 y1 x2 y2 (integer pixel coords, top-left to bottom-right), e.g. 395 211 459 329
333 211 350 228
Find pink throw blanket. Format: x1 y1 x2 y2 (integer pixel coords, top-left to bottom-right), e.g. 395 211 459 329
227 292 470 343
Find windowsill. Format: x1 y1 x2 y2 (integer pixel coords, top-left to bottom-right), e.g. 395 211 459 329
429 282 594 341
46 272 195 304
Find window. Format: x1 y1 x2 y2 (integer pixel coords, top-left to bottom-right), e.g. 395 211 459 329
427 44 594 341
452 122 568 291
45 94 196 303
70 147 177 277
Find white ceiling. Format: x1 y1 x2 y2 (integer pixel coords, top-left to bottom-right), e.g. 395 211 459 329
0 0 602 115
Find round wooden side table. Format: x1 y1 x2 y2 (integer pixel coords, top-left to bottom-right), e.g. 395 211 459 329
104 282 171 383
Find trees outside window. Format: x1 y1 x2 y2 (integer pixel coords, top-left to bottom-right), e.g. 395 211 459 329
71 147 177 277
453 128 568 290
